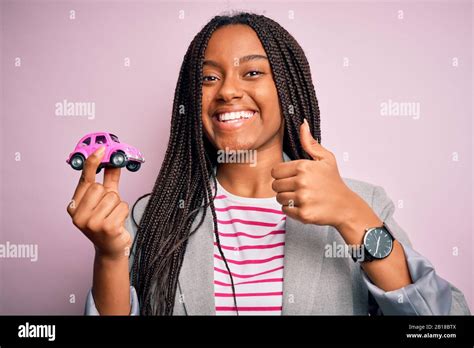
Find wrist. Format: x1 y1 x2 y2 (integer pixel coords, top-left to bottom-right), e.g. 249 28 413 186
94 248 130 265
336 193 383 246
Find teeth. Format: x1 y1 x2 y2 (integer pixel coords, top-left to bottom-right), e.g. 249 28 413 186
217 111 255 122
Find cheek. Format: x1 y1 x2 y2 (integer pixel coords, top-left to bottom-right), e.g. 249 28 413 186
201 115 214 147
255 83 281 127
201 92 212 117
201 92 213 134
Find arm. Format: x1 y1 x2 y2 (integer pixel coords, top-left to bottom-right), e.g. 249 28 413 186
272 121 471 315
91 252 131 315
362 240 470 315
340 185 471 315
84 213 141 315
85 284 140 315
336 186 412 292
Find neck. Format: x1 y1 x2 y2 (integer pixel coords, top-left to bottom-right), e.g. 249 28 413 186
216 141 284 198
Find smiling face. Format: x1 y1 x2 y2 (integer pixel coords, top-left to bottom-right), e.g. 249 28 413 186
201 24 284 152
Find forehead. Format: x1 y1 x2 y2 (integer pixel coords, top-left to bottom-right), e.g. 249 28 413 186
204 24 266 60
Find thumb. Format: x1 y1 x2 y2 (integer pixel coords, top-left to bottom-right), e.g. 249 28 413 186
299 118 325 160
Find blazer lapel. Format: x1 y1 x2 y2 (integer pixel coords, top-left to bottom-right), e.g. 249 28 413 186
178 206 216 315
281 216 329 314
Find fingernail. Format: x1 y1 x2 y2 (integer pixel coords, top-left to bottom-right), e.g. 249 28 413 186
303 118 310 130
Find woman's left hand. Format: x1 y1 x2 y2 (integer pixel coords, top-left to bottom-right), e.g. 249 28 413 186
271 119 365 229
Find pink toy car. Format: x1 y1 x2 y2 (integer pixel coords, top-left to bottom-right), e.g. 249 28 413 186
66 132 145 173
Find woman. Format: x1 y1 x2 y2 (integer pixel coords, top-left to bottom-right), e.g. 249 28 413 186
68 12 471 315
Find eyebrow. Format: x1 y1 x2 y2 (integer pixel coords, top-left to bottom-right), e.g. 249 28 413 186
203 54 268 68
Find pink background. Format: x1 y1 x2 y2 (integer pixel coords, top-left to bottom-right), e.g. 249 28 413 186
0 0 472 314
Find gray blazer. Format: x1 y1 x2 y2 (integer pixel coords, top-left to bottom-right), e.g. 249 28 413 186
85 177 471 315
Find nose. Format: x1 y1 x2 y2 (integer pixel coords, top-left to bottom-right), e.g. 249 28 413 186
216 74 243 102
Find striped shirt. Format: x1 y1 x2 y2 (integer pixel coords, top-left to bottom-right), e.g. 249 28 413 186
212 178 286 315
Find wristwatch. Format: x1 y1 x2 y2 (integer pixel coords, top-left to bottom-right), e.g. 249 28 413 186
352 221 395 263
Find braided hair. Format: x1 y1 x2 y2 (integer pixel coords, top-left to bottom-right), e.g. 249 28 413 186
130 11 322 315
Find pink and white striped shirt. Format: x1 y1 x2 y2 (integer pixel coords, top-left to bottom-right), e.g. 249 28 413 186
212 178 286 315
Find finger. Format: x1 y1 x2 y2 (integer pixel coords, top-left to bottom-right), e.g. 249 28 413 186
276 192 298 207
91 191 122 221
105 201 130 226
71 146 106 206
299 118 325 161
104 202 130 239
282 205 300 221
72 183 106 226
271 160 304 180
272 177 298 193
103 167 121 194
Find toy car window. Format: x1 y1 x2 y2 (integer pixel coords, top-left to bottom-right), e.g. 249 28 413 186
82 137 91 146
95 135 107 144
110 134 120 143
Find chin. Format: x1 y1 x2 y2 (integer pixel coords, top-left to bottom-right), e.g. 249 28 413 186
214 137 257 152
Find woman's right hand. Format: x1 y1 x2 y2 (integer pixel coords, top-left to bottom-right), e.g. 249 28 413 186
67 146 132 260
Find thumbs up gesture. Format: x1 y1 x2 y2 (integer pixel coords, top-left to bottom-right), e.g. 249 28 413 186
271 119 360 229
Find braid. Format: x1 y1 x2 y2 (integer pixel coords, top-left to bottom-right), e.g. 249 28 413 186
130 11 322 315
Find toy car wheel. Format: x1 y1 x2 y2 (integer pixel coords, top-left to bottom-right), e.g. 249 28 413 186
96 164 103 174
126 161 141 172
110 152 126 168
70 153 85 171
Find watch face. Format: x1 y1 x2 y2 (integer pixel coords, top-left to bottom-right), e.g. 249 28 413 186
364 227 393 259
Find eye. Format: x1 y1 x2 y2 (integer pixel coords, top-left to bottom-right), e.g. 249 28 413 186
203 75 219 82
245 70 263 77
